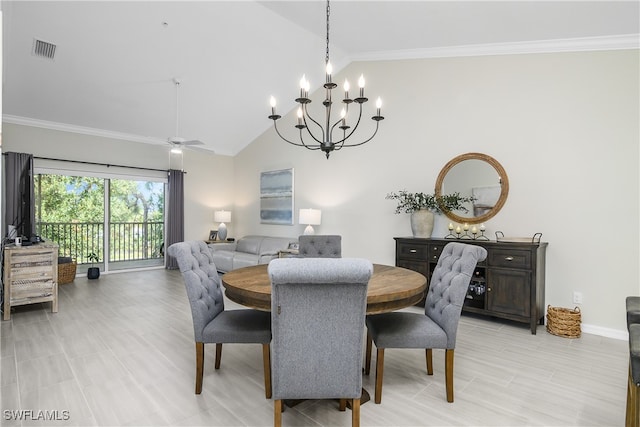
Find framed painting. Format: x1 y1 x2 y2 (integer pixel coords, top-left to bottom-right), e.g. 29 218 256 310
260 168 294 224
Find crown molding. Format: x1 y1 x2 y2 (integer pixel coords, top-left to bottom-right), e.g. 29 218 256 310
351 34 640 61
2 115 167 146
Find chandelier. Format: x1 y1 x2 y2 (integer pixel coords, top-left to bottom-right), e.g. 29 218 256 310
268 0 384 159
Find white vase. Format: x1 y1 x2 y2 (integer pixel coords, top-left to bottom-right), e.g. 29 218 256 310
410 209 435 238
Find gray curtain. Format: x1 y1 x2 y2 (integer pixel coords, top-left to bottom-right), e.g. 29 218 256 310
4 152 35 239
166 169 184 269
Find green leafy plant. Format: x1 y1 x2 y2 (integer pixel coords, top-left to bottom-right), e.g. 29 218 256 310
386 190 475 215
87 252 99 268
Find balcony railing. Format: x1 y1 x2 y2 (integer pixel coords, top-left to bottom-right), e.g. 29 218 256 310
37 221 164 265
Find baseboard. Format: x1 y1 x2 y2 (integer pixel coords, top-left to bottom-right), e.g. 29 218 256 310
582 323 628 341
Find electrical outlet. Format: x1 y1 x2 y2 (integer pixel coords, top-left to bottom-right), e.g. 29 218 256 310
573 291 583 304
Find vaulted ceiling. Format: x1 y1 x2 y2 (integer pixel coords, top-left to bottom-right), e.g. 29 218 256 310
2 1 638 156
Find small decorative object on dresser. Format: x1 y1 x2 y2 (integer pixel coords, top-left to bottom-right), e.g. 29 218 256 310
208 230 218 241
386 190 475 238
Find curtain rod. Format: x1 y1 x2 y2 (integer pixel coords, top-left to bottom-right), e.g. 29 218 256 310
3 153 185 173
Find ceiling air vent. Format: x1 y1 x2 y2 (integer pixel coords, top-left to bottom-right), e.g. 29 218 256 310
32 38 56 60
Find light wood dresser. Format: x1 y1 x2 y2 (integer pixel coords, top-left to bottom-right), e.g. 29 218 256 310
3 243 58 320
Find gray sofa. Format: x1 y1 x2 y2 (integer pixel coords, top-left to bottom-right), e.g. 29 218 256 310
208 235 298 273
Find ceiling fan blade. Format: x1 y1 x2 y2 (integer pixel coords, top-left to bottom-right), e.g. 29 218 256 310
181 139 204 146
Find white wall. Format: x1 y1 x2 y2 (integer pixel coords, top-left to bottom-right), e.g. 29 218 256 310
2 49 637 337
234 49 639 337
1 123 235 242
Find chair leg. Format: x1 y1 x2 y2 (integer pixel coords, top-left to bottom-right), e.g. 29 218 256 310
425 348 433 375
274 399 282 427
351 398 360 427
374 348 385 404
339 399 346 411
445 349 454 403
263 343 272 399
364 332 372 375
195 342 204 394
215 343 222 369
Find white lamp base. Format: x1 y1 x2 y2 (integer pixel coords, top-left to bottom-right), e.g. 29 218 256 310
218 223 228 241
303 225 315 235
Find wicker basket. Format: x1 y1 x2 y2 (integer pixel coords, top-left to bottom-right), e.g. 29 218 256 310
546 305 581 338
58 261 77 285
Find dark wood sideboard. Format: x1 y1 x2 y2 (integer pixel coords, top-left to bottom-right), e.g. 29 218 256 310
394 237 548 334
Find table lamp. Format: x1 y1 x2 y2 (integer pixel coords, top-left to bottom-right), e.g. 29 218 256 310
214 210 231 241
299 208 321 235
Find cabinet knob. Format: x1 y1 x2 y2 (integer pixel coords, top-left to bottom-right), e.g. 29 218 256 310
409 249 417 253
487 287 492 292
505 256 514 261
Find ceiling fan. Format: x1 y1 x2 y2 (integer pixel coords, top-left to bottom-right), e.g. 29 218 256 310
168 78 204 153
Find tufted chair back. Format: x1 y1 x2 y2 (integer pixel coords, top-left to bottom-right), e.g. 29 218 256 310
425 242 487 348
298 235 342 258
168 241 224 342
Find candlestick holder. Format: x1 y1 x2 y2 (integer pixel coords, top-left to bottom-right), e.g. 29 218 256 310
460 230 472 239
475 229 489 240
444 231 456 239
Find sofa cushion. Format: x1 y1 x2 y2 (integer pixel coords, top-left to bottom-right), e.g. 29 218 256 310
260 237 297 256
211 250 235 273
233 252 261 270
236 236 263 255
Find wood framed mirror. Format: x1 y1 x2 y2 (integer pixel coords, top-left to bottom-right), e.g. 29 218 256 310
435 152 509 224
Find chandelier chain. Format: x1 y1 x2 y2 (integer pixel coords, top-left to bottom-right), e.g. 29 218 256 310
325 0 330 64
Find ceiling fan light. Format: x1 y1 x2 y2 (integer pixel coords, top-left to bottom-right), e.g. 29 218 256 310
170 146 183 154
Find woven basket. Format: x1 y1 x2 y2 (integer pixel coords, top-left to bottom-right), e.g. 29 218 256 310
546 305 581 338
58 261 77 285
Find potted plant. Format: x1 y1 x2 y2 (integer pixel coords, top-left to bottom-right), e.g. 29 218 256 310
386 190 475 237
87 252 100 280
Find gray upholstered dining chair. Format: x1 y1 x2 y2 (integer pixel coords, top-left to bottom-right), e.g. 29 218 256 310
167 241 272 397
268 257 373 427
298 235 342 258
365 242 487 403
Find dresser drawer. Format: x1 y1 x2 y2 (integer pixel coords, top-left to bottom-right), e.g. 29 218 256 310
488 248 531 269
428 243 448 262
397 242 428 260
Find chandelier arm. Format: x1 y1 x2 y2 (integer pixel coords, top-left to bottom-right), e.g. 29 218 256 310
298 129 322 150
301 104 326 144
334 103 364 143
340 121 381 147
272 121 314 147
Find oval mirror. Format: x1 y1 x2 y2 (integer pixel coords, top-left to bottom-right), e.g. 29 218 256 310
434 152 509 224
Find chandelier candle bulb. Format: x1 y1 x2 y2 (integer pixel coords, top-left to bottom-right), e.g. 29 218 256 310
270 96 276 115
343 79 350 99
358 74 365 97
326 61 333 83
376 97 382 115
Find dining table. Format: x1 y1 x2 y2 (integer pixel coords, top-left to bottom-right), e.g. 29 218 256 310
221 263 428 315
221 262 427 407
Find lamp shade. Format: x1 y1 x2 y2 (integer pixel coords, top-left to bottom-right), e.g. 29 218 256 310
214 210 231 223
299 209 321 225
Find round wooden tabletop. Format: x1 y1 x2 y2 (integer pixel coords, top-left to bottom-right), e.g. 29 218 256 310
221 263 427 314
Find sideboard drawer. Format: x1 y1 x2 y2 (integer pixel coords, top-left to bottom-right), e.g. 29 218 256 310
397 242 427 260
488 248 531 269
428 243 448 262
